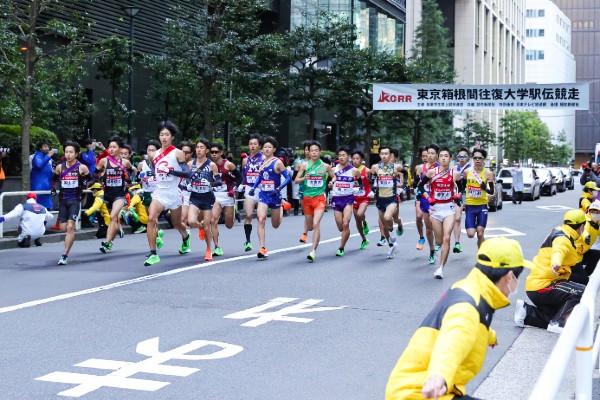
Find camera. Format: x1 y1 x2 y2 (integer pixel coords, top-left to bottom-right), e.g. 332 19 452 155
0 147 10 154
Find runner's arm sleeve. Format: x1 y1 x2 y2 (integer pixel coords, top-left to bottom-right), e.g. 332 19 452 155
168 162 192 178
485 180 494 195
278 169 291 191
292 169 299 180
417 175 430 196
251 174 263 190
211 174 223 187
412 173 421 189
231 168 243 186
81 173 91 188
456 177 466 193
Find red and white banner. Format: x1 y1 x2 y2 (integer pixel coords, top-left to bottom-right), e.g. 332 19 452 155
372 83 589 110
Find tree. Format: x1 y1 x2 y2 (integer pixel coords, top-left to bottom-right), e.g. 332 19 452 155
0 0 92 189
550 130 573 165
500 111 551 165
454 112 496 150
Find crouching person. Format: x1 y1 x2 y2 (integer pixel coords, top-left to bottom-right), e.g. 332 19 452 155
0 193 53 247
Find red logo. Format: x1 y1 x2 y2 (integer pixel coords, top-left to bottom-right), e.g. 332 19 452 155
377 91 412 103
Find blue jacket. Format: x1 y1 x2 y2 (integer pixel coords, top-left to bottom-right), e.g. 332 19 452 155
30 150 54 209
81 149 96 173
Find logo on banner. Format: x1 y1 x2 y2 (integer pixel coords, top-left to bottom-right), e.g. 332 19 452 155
377 91 413 103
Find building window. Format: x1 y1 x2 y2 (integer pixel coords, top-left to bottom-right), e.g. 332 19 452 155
526 50 544 60
538 10 545 17
526 29 545 37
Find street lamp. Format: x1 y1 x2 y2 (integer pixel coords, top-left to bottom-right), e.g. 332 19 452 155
122 6 141 144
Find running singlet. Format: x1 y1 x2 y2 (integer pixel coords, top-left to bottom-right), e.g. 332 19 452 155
139 161 156 193
59 161 83 201
153 146 181 192
214 159 235 193
429 167 454 203
332 164 354 197
421 162 439 193
465 167 489 206
188 159 213 194
303 160 327 197
258 158 281 194
377 163 396 199
104 157 128 199
354 165 372 200
243 152 264 186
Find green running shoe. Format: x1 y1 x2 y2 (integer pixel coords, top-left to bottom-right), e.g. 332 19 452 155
377 238 387 247
99 241 113 253
134 226 146 234
244 241 253 252
57 256 68 265
434 244 441 252
336 249 344 257
362 221 370 236
129 208 139 223
144 253 160 266
429 254 436 264
453 243 463 253
156 229 164 249
360 239 369 250
213 247 224 256
396 226 404 236
179 235 191 254
307 250 315 262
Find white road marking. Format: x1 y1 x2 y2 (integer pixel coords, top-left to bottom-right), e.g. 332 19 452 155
536 205 574 211
481 227 526 237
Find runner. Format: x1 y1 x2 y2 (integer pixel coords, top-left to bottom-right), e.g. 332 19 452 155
417 147 461 279
294 140 335 262
463 148 496 247
210 142 242 256
179 141 195 227
144 121 191 266
239 133 264 252
248 136 291 259
415 144 440 264
390 148 404 237
137 140 159 214
293 140 311 242
352 150 374 250
53 141 91 265
330 145 360 257
412 146 429 249
452 147 471 253
371 146 404 259
95 136 132 254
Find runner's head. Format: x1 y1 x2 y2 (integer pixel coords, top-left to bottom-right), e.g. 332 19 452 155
471 148 487 166
389 147 399 162
262 136 278 157
120 144 132 160
308 141 321 161
351 150 365 168
63 141 80 162
196 138 210 159
426 143 439 164
337 145 351 165
107 135 124 157
456 147 469 166
180 141 194 162
420 146 428 163
303 140 312 159
248 133 263 153
379 146 392 164
146 140 160 161
438 147 452 167
210 142 224 162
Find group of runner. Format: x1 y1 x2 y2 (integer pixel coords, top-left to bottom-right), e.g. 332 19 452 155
50 122 496 276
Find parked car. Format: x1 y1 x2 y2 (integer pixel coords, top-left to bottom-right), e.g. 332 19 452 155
498 167 541 201
560 167 575 190
548 167 567 192
571 166 581 176
536 168 557 196
487 177 504 211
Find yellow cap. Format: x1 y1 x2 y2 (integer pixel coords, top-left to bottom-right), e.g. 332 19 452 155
90 182 102 190
584 181 600 190
129 184 141 190
477 237 533 269
564 209 586 225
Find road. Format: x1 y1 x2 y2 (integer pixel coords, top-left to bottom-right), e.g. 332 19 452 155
0 186 582 399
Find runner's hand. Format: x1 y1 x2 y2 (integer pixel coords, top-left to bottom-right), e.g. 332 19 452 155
249 188 255 197
50 188 57 196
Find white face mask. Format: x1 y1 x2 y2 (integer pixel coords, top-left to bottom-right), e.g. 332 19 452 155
591 213 600 222
506 273 518 299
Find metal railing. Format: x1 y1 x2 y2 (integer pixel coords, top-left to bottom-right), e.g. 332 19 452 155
528 264 600 399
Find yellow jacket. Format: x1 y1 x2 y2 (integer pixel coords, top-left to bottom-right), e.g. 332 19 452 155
526 225 581 291
579 192 594 213
386 268 508 400
129 190 148 225
575 217 600 262
85 190 110 226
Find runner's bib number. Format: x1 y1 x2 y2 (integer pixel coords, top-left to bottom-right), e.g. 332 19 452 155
333 182 353 196
246 172 259 184
61 177 79 189
189 180 210 193
468 185 482 198
106 171 122 187
142 176 156 191
306 176 324 188
434 191 451 201
155 170 173 182
378 176 394 188
261 180 275 192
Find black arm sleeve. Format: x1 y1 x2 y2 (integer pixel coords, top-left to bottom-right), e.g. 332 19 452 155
412 173 421 189
485 180 494 195
231 168 243 186
417 175 430 195
456 177 466 193
292 169 299 181
169 169 192 178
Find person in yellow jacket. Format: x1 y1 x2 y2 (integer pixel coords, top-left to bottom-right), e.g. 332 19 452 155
579 181 599 213
514 209 587 334
386 237 532 400
570 200 600 285
85 182 110 238
122 184 148 234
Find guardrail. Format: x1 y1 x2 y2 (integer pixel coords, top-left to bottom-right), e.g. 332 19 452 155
528 263 600 399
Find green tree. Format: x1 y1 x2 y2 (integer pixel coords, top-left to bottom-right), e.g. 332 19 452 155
500 111 551 164
454 112 496 150
550 130 573 165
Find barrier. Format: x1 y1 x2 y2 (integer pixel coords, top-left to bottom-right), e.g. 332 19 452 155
528 263 600 399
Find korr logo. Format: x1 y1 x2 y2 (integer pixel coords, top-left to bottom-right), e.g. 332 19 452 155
377 91 412 103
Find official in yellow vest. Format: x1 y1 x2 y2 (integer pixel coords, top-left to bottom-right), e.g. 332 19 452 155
579 181 599 213
570 200 600 285
386 237 532 400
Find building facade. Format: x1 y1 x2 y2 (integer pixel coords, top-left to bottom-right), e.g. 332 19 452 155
525 0 576 158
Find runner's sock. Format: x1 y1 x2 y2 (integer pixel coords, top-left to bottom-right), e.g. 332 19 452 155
244 224 252 242
150 250 157 255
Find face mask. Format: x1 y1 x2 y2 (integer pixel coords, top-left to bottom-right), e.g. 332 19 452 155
591 213 600 222
506 273 518 299
594 191 598 197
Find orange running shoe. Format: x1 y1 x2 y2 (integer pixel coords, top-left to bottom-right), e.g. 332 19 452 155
282 200 292 211
299 233 307 243
205 249 213 261
257 247 268 260
198 228 206 241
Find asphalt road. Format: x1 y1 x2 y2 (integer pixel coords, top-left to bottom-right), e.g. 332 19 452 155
0 186 581 399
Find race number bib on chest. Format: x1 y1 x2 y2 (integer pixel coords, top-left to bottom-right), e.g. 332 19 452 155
61 176 79 189
106 170 122 187
143 176 156 191
434 191 451 200
155 171 173 182
307 175 324 188
468 185 482 198
378 176 394 188
190 180 210 193
261 180 275 192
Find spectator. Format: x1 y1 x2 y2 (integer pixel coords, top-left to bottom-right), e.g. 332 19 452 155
511 162 524 204
31 141 56 209
0 193 53 247
81 139 99 174
0 148 6 194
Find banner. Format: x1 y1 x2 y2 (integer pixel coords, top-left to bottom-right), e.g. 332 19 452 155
372 83 589 110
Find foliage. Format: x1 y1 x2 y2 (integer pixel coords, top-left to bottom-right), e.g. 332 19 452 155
500 111 552 164
0 124 59 175
550 130 573 165
454 112 496 150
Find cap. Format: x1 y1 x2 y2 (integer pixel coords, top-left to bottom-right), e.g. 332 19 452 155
279 157 285 163
582 163 589 169
129 184 141 190
240 152 248 159
589 200 600 211
90 182 102 190
564 209 586 225
584 181 600 190
26 193 37 200
477 237 533 269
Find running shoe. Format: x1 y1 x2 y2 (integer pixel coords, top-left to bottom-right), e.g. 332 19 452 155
213 247 224 256
144 253 160 266
118 226 125 238
134 226 147 234
119 210 130 225
453 243 462 253
156 229 164 249
416 237 425 250
307 250 316 262
377 237 387 246
434 244 442 252
244 241 253 252
396 225 404 237
282 200 292 211
57 256 68 265
257 247 268 260
198 228 206 241
434 266 444 279
129 208 139 223
336 249 344 257
235 211 241 223
205 249 213 261
428 253 436 264
360 239 369 250
179 235 191 254
362 221 370 236
99 241 113 253
387 242 397 259
299 233 307 243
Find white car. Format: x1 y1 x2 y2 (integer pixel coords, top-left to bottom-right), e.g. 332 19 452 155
498 167 541 201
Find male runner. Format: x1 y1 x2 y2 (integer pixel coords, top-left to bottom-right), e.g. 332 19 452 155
179 141 194 227
463 148 496 247
417 147 461 279
239 133 264 252
144 121 191 266
411 146 429 249
415 144 440 264
330 146 360 257
293 140 311 242
210 142 242 256
390 148 404 236
53 141 91 265
248 136 292 259
371 146 404 259
294 140 335 262
352 150 374 250
96 136 132 254
452 147 471 253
